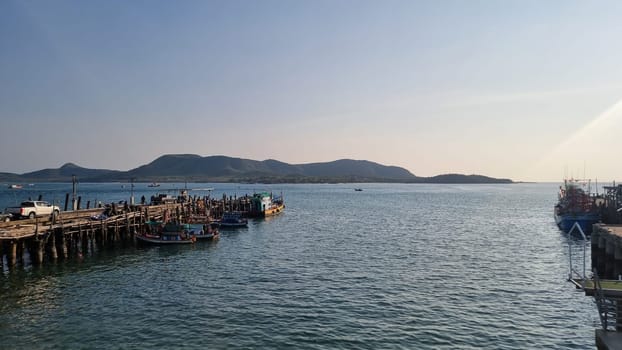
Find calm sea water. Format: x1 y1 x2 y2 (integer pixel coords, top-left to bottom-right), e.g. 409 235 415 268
0 183 598 349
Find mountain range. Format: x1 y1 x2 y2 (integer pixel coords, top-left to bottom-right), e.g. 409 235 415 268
1 154 513 184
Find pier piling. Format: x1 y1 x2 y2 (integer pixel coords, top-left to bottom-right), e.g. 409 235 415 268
8 241 17 266
0 193 267 268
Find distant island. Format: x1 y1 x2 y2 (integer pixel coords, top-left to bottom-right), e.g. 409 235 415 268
0 154 513 184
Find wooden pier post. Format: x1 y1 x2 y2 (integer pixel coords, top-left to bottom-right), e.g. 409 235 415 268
16 240 25 265
78 225 82 251
99 224 105 246
114 220 120 242
89 229 95 254
49 232 58 260
7 240 17 266
73 232 79 255
125 212 130 241
26 240 34 264
35 239 44 265
61 231 68 259
83 230 88 255
64 193 70 212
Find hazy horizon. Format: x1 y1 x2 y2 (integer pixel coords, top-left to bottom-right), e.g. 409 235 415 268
2 1 622 182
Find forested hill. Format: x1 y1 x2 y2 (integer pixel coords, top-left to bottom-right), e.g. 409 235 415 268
0 155 513 184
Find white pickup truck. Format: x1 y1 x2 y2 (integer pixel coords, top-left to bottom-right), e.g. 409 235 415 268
5 201 60 219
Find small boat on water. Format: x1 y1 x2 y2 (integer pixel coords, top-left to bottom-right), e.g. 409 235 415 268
354 188 363 191
187 223 220 240
148 182 160 188
136 221 196 245
8 184 23 189
192 187 215 191
554 178 601 234
219 211 248 228
136 231 195 244
150 193 177 205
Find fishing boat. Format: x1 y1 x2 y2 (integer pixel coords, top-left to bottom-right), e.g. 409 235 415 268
554 179 600 234
136 221 196 245
148 182 160 188
136 231 195 244
354 188 363 191
251 192 285 217
219 211 248 228
8 184 23 189
150 193 177 205
187 223 219 240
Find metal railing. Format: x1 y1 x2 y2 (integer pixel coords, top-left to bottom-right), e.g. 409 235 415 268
567 222 588 285
593 268 619 330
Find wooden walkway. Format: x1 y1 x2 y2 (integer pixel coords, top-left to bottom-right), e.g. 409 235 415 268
0 192 269 267
596 224 622 237
0 204 177 240
0 203 188 266
571 278 622 297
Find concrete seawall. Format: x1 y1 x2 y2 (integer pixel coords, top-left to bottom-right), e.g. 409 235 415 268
588 225 622 349
592 224 622 280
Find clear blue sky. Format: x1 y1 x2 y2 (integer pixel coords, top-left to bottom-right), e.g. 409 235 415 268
2 0 622 182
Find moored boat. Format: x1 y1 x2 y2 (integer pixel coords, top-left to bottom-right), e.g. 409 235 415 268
148 182 160 188
251 192 285 217
554 179 600 234
136 221 196 244
219 211 248 228
8 184 23 189
136 231 195 244
187 223 219 240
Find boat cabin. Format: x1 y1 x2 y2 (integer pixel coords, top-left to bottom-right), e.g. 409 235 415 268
251 192 273 212
151 193 177 205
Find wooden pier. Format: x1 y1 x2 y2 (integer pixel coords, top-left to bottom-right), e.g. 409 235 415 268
0 192 265 268
0 203 180 267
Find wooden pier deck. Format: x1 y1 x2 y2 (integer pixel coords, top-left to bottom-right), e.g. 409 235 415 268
0 205 171 240
571 278 622 297
0 202 197 267
0 190 274 267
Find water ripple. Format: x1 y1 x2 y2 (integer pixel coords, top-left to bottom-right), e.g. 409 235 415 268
0 183 599 349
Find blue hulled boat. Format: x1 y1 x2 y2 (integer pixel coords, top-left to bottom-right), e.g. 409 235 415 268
219 212 248 228
554 179 600 234
137 221 219 244
136 221 196 245
187 223 219 240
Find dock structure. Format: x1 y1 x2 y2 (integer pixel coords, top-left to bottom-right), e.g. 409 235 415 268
571 224 622 349
0 192 267 268
591 225 622 280
0 203 186 267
